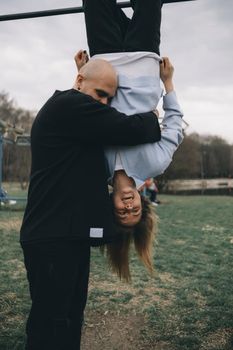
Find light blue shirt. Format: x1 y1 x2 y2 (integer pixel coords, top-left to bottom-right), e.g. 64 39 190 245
93 52 184 188
105 87 184 189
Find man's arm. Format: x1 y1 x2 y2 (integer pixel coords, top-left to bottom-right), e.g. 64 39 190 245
72 92 161 146
53 89 161 146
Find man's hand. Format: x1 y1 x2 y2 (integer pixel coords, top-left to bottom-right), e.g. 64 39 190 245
160 57 174 94
74 50 89 71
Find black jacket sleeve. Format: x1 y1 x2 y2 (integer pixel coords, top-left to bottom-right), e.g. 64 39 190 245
55 90 161 146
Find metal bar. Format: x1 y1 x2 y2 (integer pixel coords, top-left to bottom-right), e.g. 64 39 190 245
0 0 195 22
0 134 3 198
5 197 27 201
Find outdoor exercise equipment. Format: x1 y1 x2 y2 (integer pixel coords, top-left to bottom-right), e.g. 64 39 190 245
0 119 29 204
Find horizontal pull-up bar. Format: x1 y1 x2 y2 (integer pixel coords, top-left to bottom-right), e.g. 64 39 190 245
0 0 195 22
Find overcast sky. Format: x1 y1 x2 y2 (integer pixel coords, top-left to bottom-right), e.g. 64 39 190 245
0 0 233 143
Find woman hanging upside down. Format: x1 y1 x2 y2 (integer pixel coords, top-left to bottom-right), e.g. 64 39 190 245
76 0 184 281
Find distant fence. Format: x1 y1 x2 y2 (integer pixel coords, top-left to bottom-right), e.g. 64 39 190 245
164 178 233 195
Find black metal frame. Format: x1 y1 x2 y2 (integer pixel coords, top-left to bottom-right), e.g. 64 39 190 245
0 0 195 22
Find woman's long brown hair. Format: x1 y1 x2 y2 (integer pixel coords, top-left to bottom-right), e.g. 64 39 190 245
102 195 158 282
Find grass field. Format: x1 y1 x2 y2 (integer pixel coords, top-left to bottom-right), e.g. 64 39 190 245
0 194 233 350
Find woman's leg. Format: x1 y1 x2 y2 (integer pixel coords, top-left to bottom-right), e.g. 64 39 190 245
83 0 130 56
124 0 162 54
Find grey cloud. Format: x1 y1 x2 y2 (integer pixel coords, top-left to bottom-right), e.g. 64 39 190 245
161 0 233 86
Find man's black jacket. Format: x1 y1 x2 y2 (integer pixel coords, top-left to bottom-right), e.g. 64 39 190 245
20 89 161 246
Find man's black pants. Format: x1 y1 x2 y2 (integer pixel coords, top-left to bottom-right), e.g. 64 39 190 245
22 240 90 350
84 0 162 57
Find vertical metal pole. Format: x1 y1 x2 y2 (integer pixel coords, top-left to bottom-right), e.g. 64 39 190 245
0 133 3 201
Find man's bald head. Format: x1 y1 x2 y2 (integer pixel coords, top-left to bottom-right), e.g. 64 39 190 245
74 59 118 104
79 59 117 84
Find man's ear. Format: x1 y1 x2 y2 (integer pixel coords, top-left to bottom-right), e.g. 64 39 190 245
76 74 84 90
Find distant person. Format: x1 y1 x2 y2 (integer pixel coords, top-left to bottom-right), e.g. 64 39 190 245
145 178 160 206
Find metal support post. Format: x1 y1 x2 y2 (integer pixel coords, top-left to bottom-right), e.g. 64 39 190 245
0 133 4 202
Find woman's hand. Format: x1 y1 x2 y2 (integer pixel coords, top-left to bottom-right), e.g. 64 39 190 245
74 50 89 71
160 57 174 94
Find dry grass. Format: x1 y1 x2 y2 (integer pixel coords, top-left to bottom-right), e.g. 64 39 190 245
200 328 233 350
1 194 233 350
0 218 22 232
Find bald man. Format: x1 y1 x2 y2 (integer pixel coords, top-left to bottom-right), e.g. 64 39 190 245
20 58 161 349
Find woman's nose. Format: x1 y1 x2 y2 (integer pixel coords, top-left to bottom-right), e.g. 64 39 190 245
125 203 133 210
